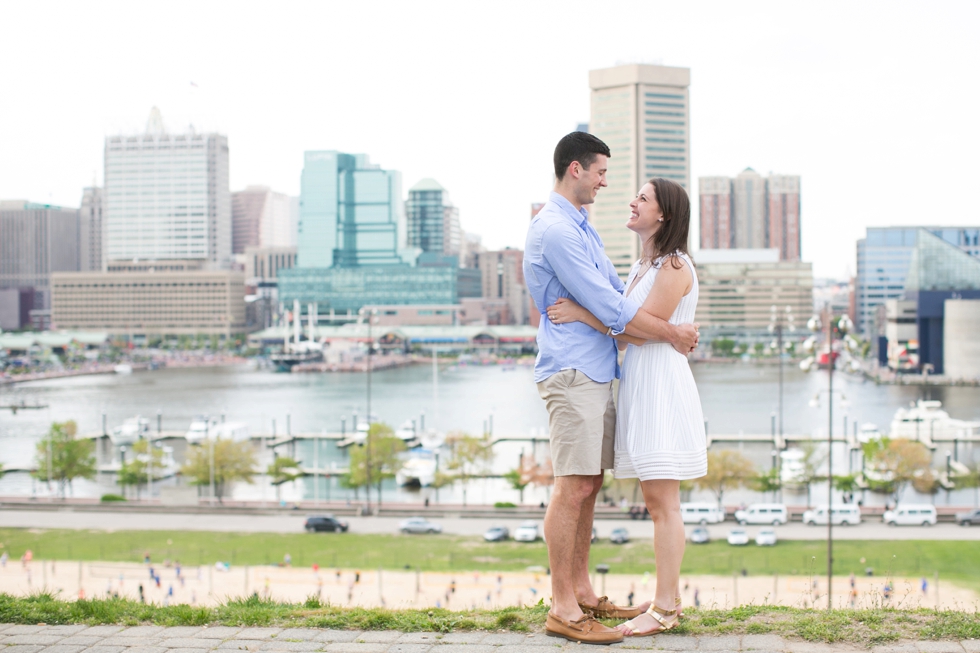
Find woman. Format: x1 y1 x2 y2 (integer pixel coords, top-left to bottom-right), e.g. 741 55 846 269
546 177 706 636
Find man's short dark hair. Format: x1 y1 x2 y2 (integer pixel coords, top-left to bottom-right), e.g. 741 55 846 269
554 132 611 180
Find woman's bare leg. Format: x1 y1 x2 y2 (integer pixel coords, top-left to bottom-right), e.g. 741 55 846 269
619 478 684 634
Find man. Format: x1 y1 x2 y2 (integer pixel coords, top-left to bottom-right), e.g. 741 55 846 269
524 132 699 644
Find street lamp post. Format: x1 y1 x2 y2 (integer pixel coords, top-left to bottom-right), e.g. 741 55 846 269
769 305 795 447
359 307 378 514
800 305 854 610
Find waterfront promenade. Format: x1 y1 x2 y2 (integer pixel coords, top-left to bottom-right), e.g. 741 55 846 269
1 623 978 653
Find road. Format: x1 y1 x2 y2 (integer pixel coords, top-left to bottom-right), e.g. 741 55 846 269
1 509 979 540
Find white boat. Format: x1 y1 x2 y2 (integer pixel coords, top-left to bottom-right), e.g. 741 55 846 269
110 416 149 445
888 400 980 445
113 364 133 374
185 417 249 443
395 420 418 442
185 416 219 443
396 450 437 487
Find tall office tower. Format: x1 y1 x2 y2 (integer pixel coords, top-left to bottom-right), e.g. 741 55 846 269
231 185 296 253
699 169 801 260
0 202 83 310
699 177 733 250
297 151 409 268
406 178 461 257
79 186 103 272
732 168 766 249
589 63 690 276
766 175 801 261
476 248 528 325
855 226 980 335
104 107 231 266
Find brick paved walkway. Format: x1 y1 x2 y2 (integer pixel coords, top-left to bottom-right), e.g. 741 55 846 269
2 624 978 653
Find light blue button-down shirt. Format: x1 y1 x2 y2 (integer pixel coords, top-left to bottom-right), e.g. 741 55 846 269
524 192 641 383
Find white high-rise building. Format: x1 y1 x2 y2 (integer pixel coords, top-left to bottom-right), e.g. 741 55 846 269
104 107 231 266
588 64 691 277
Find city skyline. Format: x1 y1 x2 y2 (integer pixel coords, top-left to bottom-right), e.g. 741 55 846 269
1 1 978 279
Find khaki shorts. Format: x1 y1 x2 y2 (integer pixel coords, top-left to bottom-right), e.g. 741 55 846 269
536 369 615 477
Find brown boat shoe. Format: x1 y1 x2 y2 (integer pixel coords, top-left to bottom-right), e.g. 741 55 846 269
545 612 624 645
578 595 644 620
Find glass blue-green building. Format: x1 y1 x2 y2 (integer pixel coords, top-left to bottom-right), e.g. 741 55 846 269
856 226 980 335
281 151 478 314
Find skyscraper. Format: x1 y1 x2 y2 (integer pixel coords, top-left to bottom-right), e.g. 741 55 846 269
699 177 733 250
856 226 980 335
297 151 409 269
405 178 460 257
589 63 691 276
79 186 103 272
231 185 297 253
698 169 801 260
0 202 86 310
104 107 231 266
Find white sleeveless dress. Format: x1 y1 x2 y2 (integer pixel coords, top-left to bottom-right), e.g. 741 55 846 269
614 252 708 480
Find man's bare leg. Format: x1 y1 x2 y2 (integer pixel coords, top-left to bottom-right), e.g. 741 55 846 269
570 474 603 605
544 474 596 620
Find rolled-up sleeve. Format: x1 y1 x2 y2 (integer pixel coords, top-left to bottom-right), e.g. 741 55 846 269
541 223 640 332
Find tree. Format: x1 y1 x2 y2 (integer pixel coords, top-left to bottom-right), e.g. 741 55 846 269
346 423 406 506
503 453 535 504
866 438 932 503
33 420 96 498
444 431 493 506
711 338 737 358
268 455 303 504
751 468 781 502
182 438 256 503
117 439 166 499
695 449 754 507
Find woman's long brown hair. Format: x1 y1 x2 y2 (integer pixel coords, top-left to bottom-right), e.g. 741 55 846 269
643 177 693 270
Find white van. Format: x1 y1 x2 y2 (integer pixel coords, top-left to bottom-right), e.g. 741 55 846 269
734 503 788 525
680 502 725 524
802 504 861 526
883 504 937 527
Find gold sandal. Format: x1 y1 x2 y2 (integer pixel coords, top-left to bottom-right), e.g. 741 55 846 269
619 604 679 637
676 595 684 618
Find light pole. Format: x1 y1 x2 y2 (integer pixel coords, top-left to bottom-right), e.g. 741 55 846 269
946 451 953 505
800 305 854 610
359 307 378 514
769 305 795 447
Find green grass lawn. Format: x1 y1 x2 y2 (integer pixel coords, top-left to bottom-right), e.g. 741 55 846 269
0 528 977 590
1 594 979 644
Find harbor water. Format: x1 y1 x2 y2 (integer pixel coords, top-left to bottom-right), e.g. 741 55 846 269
1 361 978 506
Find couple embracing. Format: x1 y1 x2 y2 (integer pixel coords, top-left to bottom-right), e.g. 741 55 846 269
524 132 707 645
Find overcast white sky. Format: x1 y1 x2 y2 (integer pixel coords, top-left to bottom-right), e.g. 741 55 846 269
1 1 978 278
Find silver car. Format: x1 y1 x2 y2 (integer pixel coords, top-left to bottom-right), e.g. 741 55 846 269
399 517 442 534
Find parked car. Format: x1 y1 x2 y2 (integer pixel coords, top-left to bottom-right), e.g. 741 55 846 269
735 503 788 526
610 527 630 544
755 528 778 546
513 520 541 542
399 517 442 534
680 502 725 524
883 504 937 527
802 504 861 526
956 508 980 526
689 527 710 544
304 515 349 532
727 528 750 546
483 526 510 542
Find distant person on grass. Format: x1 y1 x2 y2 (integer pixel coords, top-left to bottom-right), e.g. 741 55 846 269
524 132 699 645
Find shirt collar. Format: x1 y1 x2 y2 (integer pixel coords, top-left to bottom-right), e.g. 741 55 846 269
549 191 589 227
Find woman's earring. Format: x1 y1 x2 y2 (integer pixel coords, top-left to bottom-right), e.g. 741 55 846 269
658 218 664 223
